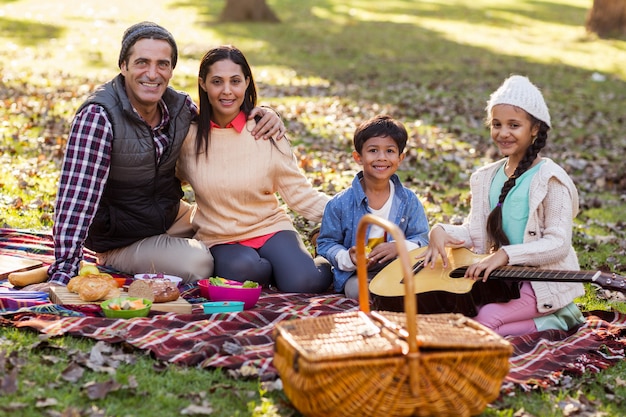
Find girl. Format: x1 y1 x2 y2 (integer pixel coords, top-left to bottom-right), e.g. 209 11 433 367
177 46 332 293
422 75 585 336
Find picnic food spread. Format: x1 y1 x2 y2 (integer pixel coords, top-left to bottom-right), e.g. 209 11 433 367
127 278 180 303
208 276 259 288
106 298 149 311
66 262 121 302
7 265 49 287
67 273 120 302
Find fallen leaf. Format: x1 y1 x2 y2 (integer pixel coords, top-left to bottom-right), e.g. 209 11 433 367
180 402 214 415
82 379 121 400
61 362 85 383
35 397 59 408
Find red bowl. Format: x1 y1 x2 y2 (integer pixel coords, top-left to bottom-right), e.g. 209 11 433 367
197 279 261 310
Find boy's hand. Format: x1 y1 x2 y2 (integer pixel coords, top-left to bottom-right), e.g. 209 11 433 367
366 242 397 266
350 242 397 268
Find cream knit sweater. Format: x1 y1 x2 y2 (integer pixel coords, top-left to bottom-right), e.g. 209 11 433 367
437 157 585 314
177 121 330 248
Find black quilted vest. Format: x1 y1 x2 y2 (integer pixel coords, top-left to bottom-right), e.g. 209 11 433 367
81 74 193 252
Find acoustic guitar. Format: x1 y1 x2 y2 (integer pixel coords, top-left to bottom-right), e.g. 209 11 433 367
368 246 626 316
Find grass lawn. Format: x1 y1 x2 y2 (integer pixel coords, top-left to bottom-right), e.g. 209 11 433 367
1 0 626 415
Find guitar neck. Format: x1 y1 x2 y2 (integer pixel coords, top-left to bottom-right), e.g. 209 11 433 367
454 265 626 292
490 266 600 283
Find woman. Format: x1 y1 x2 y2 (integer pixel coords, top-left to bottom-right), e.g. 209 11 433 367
177 45 332 293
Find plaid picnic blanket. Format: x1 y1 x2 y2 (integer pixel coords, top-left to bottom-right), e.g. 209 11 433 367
2 228 626 389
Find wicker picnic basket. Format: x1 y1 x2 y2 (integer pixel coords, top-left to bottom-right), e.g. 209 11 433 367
273 214 513 417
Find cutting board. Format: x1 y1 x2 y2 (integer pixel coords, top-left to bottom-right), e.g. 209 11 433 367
0 255 44 279
49 286 192 314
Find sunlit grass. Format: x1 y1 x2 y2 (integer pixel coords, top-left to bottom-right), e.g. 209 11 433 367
0 155 57 229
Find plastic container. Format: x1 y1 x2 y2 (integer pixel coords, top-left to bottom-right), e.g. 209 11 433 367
202 301 245 313
134 273 183 286
101 297 152 319
198 279 261 310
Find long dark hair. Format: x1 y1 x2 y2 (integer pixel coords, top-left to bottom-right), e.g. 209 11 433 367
195 45 257 156
485 115 549 251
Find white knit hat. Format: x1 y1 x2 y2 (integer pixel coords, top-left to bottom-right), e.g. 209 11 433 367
486 75 551 128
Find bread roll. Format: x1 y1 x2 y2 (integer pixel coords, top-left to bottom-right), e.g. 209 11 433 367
68 274 120 301
128 279 180 303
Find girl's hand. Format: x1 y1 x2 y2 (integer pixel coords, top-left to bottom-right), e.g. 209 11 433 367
464 249 509 282
249 107 286 140
420 225 465 268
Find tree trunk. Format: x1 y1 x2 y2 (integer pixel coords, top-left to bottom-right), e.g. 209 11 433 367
586 0 626 38
219 0 280 23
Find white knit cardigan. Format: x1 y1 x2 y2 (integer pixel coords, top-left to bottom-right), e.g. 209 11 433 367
437 157 585 314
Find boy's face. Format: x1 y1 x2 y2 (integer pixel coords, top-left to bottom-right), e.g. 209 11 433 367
353 135 405 182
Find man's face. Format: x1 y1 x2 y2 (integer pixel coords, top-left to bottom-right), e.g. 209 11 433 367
121 38 173 114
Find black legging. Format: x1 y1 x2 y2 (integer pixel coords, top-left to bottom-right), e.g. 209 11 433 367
210 230 333 293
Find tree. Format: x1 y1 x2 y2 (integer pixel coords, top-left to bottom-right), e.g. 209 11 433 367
219 0 280 23
586 0 626 38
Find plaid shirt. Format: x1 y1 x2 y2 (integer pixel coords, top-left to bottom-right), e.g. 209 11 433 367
49 95 197 284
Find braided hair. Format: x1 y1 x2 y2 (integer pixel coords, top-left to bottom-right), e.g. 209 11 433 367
485 115 550 252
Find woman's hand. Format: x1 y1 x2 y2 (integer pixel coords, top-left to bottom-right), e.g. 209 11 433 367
420 225 464 268
249 107 286 140
464 249 509 282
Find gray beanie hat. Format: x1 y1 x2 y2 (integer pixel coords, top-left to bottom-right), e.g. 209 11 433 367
118 21 178 69
486 75 551 128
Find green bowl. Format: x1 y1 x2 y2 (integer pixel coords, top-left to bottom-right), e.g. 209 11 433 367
101 297 152 319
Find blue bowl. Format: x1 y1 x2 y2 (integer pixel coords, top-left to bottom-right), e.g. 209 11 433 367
202 301 244 313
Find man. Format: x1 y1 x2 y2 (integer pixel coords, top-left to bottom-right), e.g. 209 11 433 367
45 21 284 287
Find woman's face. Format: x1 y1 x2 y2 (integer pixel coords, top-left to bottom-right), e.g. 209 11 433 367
199 58 250 127
489 104 539 164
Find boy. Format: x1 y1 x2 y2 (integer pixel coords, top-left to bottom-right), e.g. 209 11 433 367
317 115 430 299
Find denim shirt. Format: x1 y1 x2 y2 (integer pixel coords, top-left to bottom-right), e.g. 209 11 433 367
317 171 430 292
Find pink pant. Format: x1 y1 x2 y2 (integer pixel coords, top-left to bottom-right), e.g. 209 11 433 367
474 281 539 336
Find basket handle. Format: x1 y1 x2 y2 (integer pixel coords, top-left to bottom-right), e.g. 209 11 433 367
356 214 418 353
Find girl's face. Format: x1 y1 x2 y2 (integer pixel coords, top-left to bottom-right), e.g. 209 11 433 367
489 104 539 163
199 59 250 127
353 135 405 182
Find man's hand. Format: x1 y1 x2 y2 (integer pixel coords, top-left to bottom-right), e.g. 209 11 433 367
249 107 286 140
22 282 63 294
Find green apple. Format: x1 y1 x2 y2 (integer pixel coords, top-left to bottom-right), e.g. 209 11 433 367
79 263 100 276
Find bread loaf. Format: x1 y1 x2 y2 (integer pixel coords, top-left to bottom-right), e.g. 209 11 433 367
128 279 180 303
8 266 49 287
